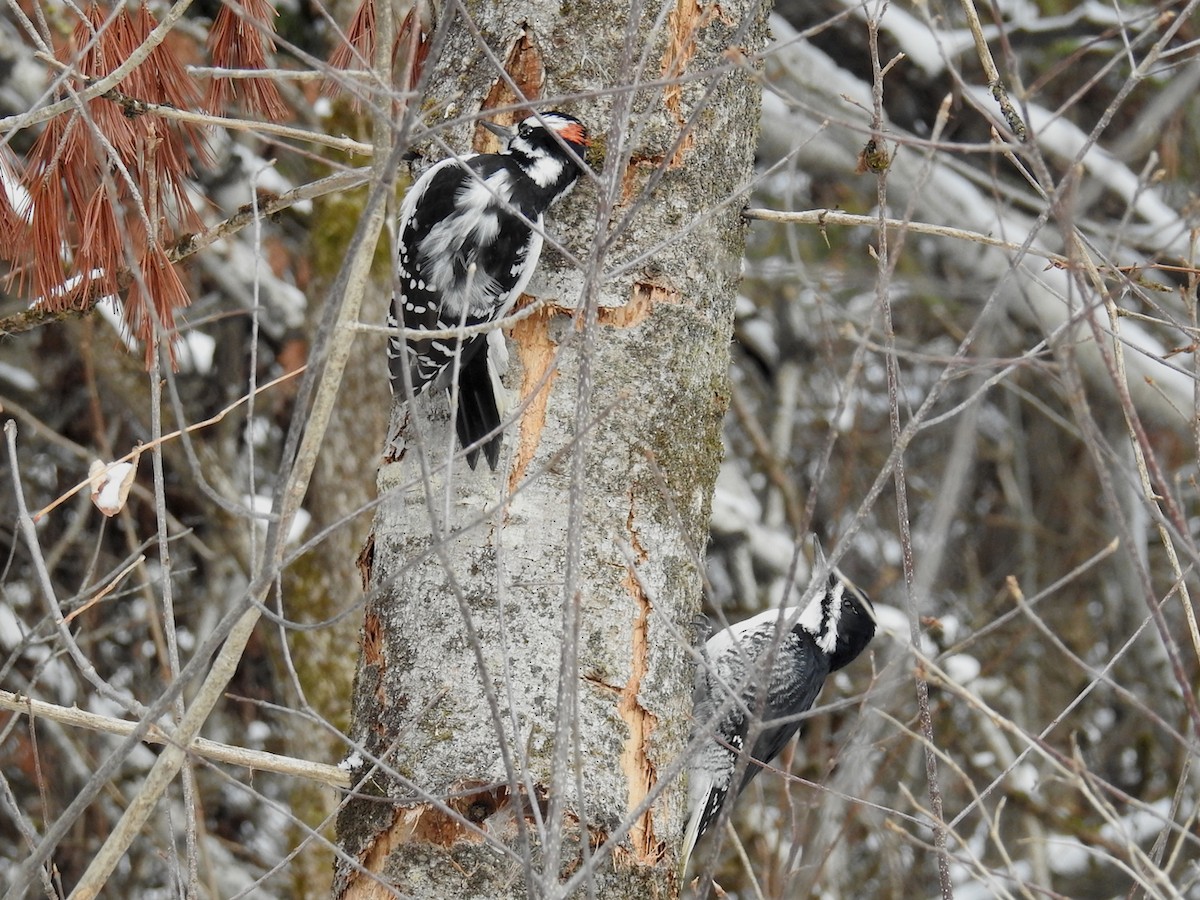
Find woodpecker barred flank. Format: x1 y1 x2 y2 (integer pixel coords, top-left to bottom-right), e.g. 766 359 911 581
682 566 876 872
386 111 590 469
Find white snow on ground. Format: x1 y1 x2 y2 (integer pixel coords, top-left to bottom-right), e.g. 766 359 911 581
242 494 311 546
0 360 37 391
943 653 982 685
0 603 25 650
177 329 216 374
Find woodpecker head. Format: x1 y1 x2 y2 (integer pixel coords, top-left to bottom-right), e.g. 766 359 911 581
797 570 876 672
825 573 876 671
485 111 590 198
508 111 590 158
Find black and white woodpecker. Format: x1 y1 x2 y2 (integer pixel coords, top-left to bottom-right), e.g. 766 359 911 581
386 111 590 469
682 564 876 870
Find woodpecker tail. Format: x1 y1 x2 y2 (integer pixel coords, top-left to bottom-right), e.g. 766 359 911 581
680 777 726 879
680 802 703 879
453 349 502 470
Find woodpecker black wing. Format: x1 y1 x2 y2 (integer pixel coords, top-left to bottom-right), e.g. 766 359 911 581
738 626 830 794
425 157 542 468
389 158 481 394
388 156 540 468
683 608 834 870
696 615 831 796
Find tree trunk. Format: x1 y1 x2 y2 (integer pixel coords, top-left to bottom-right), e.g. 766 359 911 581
335 2 768 897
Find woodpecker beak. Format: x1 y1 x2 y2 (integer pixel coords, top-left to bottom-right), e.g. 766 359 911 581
480 120 514 140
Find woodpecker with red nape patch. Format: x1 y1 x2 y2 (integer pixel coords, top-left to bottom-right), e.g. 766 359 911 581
386 111 590 469
682 565 876 871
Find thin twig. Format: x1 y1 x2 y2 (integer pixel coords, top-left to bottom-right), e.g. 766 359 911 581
5 421 149 718
33 367 305 521
27 59 375 156
744 207 1068 264
62 70 400 900
0 690 350 788
957 0 1027 138
0 0 199 133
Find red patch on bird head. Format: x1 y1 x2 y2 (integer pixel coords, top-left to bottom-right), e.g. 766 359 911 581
557 121 590 147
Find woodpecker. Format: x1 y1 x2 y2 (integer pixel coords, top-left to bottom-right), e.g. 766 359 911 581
682 566 876 871
386 111 590 469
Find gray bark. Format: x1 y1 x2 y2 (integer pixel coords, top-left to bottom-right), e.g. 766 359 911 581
334 1 768 897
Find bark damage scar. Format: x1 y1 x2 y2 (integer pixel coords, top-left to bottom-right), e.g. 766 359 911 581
603 280 680 329
476 26 544 152
383 409 411 464
617 494 663 863
360 611 389 714
660 0 728 167
619 157 661 207
344 784 505 898
507 297 568 488
356 531 375 592
362 611 383 668
508 281 674 485
342 806 405 900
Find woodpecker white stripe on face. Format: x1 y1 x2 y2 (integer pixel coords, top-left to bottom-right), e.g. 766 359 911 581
517 150 571 189
387 111 589 469
798 576 846 654
682 565 875 873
